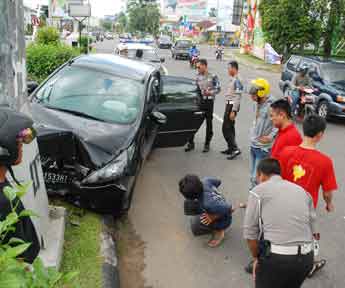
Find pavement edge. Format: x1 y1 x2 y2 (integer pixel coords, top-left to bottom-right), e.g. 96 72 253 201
101 215 120 288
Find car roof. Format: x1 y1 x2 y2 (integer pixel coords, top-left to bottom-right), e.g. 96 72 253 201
117 43 154 50
72 54 157 82
292 55 345 64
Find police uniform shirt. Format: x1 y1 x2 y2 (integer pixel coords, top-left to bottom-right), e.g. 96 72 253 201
243 175 316 246
196 72 221 100
225 76 243 112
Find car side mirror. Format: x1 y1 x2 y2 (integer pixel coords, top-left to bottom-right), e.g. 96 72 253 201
27 81 39 95
150 111 167 125
160 57 165 63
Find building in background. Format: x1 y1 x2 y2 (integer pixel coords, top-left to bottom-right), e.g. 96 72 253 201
239 0 281 64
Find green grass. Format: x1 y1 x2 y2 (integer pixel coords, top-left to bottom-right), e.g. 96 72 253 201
53 201 103 288
232 51 282 73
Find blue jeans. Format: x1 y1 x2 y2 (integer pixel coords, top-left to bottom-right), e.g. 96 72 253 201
250 146 269 189
291 90 300 115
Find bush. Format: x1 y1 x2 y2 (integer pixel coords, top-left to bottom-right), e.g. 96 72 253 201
26 44 80 83
78 36 93 54
0 183 79 287
36 27 60 46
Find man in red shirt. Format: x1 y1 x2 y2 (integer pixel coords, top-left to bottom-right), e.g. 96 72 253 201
270 99 302 159
278 115 337 277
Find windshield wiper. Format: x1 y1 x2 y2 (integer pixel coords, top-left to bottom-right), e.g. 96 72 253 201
44 105 106 122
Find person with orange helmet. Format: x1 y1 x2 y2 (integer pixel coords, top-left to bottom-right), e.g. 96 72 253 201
248 78 277 189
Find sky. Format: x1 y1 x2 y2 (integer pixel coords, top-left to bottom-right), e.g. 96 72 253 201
23 0 122 17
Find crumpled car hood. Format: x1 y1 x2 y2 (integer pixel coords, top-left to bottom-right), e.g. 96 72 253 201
31 103 135 167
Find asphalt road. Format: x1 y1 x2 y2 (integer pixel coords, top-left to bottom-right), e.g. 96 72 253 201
96 40 345 288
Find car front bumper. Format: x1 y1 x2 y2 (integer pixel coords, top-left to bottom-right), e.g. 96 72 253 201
329 101 345 118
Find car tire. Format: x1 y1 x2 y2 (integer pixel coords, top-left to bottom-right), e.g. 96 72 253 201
317 101 329 119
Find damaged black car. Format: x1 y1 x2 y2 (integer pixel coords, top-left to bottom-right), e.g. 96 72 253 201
30 54 205 215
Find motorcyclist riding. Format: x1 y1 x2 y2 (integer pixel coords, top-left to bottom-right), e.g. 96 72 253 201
189 44 200 66
290 64 312 114
216 45 224 61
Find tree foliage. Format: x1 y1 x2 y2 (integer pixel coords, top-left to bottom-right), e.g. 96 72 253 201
36 26 60 46
259 0 345 58
127 0 161 36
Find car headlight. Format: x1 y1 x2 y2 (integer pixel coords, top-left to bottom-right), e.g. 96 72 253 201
336 95 345 103
83 150 128 184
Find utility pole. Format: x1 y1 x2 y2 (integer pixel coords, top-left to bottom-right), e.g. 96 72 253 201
215 0 220 46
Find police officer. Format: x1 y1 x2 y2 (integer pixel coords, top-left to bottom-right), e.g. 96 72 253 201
185 59 221 153
244 158 316 288
221 61 243 160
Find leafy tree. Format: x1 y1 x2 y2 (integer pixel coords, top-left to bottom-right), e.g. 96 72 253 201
101 20 113 31
116 12 128 33
127 0 160 36
259 0 321 58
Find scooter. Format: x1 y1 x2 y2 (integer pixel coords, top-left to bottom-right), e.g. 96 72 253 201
190 54 199 69
287 87 317 121
216 48 223 61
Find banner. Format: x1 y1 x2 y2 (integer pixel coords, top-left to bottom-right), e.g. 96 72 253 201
50 0 67 17
163 0 208 20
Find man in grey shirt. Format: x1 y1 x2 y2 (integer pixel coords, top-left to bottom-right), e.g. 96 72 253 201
248 78 277 189
243 158 315 288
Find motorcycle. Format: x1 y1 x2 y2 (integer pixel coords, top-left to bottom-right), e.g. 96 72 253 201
216 48 223 61
190 54 199 69
287 87 317 121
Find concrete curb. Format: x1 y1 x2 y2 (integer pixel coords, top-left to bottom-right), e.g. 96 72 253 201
101 215 120 288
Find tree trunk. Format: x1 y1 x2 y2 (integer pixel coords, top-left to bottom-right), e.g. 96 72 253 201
324 0 339 58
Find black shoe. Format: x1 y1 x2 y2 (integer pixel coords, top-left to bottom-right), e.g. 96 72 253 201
244 260 254 274
220 149 231 155
185 143 195 152
202 144 210 153
227 149 241 160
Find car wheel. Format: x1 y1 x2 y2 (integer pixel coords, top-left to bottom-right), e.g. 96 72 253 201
317 101 329 119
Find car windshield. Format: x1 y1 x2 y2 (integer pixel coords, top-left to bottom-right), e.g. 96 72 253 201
176 41 192 48
321 63 345 83
160 36 170 41
127 49 159 61
34 66 143 125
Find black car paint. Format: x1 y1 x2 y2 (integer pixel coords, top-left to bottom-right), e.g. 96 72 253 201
280 56 345 118
30 54 204 214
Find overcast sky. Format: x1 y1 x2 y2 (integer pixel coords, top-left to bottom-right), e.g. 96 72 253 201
23 0 122 17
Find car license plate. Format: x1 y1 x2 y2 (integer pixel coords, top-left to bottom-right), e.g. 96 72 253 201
44 172 71 185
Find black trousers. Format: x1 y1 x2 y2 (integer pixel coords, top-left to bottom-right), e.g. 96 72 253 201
189 100 214 146
222 103 238 151
256 252 314 288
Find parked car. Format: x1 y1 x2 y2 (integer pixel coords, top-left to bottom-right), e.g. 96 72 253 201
29 54 204 215
159 35 172 49
115 43 168 75
171 39 193 60
279 55 345 119
105 32 114 40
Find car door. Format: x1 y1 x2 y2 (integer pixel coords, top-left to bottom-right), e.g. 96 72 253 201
154 76 204 148
283 56 301 81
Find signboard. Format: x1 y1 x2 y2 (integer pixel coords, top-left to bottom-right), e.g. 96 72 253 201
162 0 208 20
69 4 91 17
31 15 40 26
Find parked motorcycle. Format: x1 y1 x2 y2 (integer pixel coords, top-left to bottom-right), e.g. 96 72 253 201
287 87 317 121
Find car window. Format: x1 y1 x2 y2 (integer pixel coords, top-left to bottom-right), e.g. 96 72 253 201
34 66 144 125
320 63 345 83
287 56 301 71
127 49 158 61
161 78 199 104
175 41 192 48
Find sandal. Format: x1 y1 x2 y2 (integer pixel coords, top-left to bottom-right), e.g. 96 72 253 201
208 231 225 248
308 259 326 278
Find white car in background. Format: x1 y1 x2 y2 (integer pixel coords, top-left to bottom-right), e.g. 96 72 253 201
115 43 168 75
